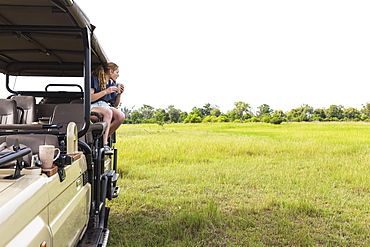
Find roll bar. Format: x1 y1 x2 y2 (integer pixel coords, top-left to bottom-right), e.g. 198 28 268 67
2 25 93 138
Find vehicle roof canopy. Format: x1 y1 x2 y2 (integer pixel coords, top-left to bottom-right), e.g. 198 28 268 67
0 0 108 77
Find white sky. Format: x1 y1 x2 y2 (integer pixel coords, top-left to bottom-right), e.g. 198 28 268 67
2 0 370 113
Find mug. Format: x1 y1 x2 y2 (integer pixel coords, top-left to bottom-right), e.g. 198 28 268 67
39 145 60 169
116 83 123 94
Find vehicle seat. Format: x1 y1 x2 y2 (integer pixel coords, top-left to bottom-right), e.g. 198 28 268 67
36 103 58 124
0 134 59 155
49 103 108 147
11 96 36 124
0 99 17 124
50 104 85 133
69 99 102 122
70 98 83 104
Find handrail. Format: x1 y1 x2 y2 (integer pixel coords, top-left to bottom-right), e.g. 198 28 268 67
0 147 31 167
45 84 83 92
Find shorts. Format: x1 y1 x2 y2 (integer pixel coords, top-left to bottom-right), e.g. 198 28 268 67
91 101 111 109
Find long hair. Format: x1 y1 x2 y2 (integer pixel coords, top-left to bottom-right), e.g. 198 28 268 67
92 62 119 90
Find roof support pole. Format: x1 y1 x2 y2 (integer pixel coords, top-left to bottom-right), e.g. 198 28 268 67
79 27 91 138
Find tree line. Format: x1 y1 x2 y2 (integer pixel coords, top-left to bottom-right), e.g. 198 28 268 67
121 101 370 125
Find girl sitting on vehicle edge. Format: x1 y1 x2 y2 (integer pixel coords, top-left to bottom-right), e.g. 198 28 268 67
90 62 125 154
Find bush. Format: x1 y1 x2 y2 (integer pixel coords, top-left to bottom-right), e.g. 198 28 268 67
270 116 284 125
327 117 339 122
202 116 218 123
311 117 323 122
261 116 270 123
359 114 368 121
123 119 134 124
184 114 202 123
247 117 260 122
202 116 213 123
216 116 229 123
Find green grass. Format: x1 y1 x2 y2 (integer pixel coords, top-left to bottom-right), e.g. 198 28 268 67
107 122 370 246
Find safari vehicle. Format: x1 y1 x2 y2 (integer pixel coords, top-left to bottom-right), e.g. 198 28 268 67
0 1 120 246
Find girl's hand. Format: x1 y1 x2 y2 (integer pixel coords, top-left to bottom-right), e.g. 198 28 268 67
106 86 117 94
117 83 124 94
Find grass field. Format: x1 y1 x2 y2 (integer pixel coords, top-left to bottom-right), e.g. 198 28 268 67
107 122 370 246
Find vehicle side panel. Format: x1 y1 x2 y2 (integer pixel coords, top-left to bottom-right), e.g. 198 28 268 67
0 155 90 246
50 182 91 246
4 211 51 247
0 175 50 246
48 156 90 246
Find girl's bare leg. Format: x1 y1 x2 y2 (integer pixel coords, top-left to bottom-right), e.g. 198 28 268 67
91 106 113 144
108 108 125 136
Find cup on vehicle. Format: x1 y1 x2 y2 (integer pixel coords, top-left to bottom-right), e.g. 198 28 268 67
116 83 122 94
39 145 60 169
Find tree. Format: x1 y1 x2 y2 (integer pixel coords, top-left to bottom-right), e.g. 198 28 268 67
167 105 181 123
154 108 169 123
202 103 212 117
120 102 370 124
233 101 251 121
210 108 221 117
272 110 285 118
139 104 155 119
311 108 326 121
130 110 143 123
286 104 313 122
225 110 238 122
343 107 360 120
257 104 273 117
325 105 344 120
361 103 370 117
201 103 218 117
179 112 188 123
190 107 203 118
122 106 134 119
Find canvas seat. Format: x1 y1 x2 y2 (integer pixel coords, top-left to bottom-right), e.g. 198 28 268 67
36 103 58 124
11 96 36 124
0 133 59 169
0 99 17 124
49 104 107 146
0 134 59 155
50 104 85 133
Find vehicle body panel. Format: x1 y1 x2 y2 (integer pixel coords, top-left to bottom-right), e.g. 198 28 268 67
0 173 50 246
4 212 51 247
0 155 91 247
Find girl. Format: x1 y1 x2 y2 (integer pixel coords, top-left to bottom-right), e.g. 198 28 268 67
91 62 125 154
